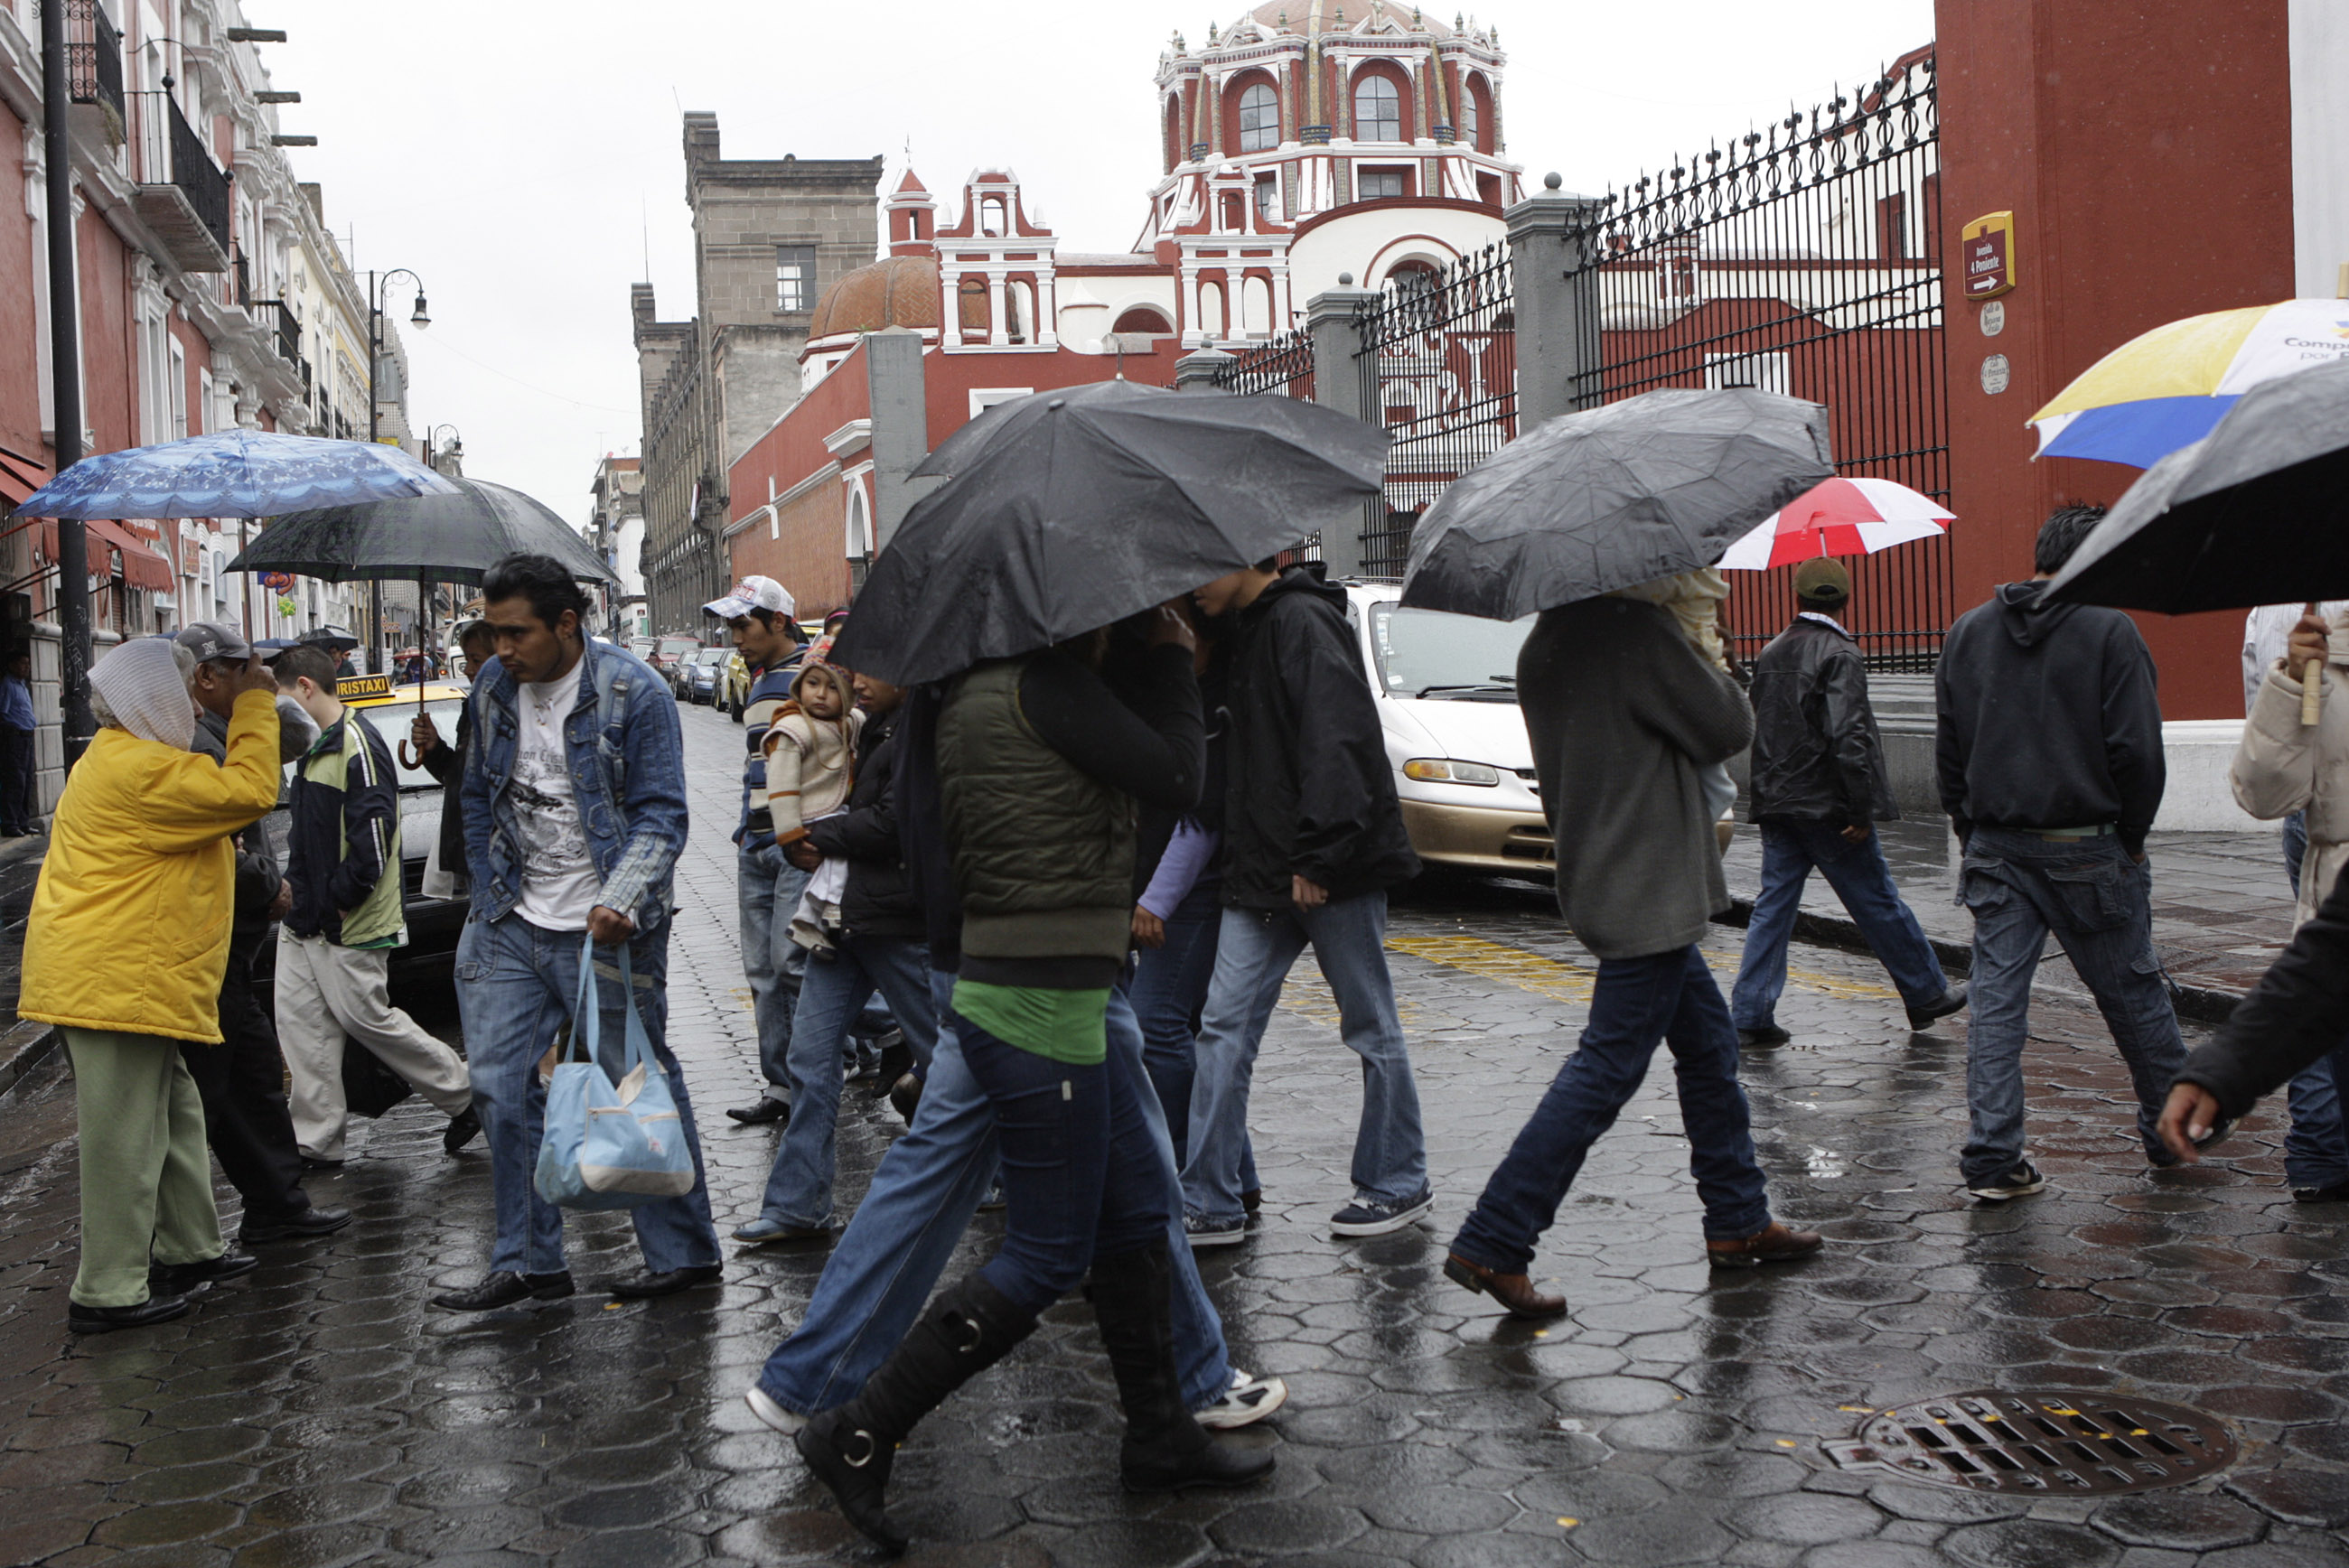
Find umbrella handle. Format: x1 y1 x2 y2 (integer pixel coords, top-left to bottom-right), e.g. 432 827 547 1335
2305 660 2325 728
398 739 423 770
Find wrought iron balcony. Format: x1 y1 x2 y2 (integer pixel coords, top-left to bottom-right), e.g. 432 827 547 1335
128 91 231 273
65 2 125 124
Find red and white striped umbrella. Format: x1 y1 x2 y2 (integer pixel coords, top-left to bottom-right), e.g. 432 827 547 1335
1716 477 1954 571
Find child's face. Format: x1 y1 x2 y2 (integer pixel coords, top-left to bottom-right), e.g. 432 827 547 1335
800 675 844 720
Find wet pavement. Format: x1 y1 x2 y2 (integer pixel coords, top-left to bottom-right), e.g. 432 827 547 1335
5 705 2349 1566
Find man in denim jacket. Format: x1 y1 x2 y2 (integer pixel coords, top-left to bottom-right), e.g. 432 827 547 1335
432 553 722 1311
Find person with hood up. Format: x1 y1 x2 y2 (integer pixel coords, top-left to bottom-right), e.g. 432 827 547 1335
1935 505 2182 1203
1179 560 1430 1247
21 636 284 1331
1441 583 1820 1321
1730 558 1967 1047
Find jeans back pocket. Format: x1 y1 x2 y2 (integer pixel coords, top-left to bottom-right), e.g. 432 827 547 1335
2043 859 2131 932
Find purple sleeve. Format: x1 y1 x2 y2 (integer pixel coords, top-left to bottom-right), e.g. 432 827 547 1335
1138 823 1218 919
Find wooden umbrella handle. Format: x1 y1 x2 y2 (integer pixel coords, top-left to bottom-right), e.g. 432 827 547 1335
2305 601 2326 728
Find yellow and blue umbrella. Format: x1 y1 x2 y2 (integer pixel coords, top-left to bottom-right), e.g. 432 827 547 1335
2028 299 2349 468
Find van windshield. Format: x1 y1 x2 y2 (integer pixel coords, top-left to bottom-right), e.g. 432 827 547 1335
1368 603 1532 701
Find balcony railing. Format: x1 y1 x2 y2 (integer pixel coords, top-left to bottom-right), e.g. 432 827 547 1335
128 91 230 272
66 2 125 124
266 300 300 367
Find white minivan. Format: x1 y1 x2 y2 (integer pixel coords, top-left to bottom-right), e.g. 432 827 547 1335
1342 581 1553 877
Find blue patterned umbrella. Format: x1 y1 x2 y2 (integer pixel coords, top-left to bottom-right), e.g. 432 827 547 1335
8 431 457 519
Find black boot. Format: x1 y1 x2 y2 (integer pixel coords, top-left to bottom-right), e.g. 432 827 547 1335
1086 1242 1276 1493
795 1273 1034 1554
870 1031 914 1097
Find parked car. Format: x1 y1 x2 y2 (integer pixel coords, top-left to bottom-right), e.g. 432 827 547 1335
1341 581 1552 877
722 649 751 721
683 645 731 705
628 636 659 666
650 634 703 692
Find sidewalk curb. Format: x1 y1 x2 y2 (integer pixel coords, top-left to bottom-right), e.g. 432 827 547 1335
1713 898 2246 1028
0 1019 60 1098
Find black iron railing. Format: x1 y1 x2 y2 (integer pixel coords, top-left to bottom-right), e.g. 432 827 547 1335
1562 53 1948 668
1351 245 1517 579
66 2 124 121
1212 324 1315 401
265 299 300 367
131 90 231 260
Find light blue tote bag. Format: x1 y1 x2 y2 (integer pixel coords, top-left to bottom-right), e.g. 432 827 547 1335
535 935 697 1210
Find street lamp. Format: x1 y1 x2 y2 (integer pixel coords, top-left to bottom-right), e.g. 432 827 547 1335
366 267 426 675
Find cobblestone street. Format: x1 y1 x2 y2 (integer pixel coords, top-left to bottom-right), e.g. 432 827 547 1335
5 703 2349 1567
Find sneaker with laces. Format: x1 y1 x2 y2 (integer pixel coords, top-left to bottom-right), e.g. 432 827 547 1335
1184 1211 1246 1248
1967 1161 2048 1202
1196 1368 1288 1429
1330 1188 1435 1237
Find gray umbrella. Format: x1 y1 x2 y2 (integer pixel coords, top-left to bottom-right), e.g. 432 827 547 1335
1399 388 1835 621
223 477 614 586
2044 358 2349 613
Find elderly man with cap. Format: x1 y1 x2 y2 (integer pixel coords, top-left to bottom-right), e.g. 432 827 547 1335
175 623 351 1247
1729 557 1966 1049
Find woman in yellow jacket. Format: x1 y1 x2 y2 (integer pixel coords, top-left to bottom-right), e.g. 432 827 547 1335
20 636 282 1332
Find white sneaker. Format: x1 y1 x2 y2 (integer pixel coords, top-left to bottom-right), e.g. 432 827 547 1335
1196 1367 1289 1430
744 1386 807 1435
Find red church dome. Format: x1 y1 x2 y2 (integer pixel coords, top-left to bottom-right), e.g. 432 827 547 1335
809 254 942 339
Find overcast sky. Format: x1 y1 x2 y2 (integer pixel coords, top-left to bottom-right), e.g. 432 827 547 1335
268 0 1933 525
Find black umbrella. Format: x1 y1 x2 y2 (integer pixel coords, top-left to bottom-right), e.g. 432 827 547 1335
2044 358 2349 614
224 477 615 586
1399 388 1835 621
829 382 1386 686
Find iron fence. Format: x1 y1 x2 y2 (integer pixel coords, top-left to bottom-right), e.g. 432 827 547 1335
1564 53 1948 668
1212 325 1315 401
1351 245 1516 579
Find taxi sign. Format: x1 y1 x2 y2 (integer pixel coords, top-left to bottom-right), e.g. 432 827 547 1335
335 673 395 700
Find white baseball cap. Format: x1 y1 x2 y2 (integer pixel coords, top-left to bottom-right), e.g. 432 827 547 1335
705 575 795 621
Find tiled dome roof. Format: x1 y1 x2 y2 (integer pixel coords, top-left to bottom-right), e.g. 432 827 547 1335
809 255 941 339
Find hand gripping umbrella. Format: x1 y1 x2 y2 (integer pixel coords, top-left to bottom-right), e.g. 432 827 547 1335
829 382 1386 686
1400 387 1835 621
2044 357 2349 726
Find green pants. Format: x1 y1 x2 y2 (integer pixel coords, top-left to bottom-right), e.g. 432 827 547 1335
63 1026 223 1307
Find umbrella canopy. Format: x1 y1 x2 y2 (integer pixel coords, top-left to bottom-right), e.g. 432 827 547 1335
829 381 1386 686
1399 388 1835 621
2043 357 2349 613
2027 299 2349 468
1716 477 1953 570
225 477 615 586
9 431 456 519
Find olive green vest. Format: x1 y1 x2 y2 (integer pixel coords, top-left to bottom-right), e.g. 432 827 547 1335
937 658 1134 964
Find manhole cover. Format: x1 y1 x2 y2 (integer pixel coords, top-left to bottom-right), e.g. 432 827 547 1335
1824 1391 2235 1495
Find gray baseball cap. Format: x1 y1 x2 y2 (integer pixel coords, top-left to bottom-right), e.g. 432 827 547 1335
173 621 254 664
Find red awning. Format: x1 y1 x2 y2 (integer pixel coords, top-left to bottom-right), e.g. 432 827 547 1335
29 517 179 593
0 446 52 511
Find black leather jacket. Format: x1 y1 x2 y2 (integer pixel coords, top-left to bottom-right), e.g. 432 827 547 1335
1745 616 1897 826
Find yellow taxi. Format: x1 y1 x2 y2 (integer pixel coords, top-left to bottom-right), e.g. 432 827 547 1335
333 674 473 961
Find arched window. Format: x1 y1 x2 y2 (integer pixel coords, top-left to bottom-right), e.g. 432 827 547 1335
958 276 989 333
1238 82 1278 152
1457 80 1478 147
1111 306 1172 335
980 195 1007 237
845 485 872 559
1354 74 1401 143
1198 280 1226 340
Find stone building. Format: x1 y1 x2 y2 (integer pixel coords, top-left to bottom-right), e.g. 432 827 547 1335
632 114 883 632
587 454 646 641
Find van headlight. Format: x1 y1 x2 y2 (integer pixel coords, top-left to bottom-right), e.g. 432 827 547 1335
1402 759 1501 786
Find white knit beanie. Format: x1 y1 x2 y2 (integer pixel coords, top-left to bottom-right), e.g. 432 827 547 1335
90 637 196 751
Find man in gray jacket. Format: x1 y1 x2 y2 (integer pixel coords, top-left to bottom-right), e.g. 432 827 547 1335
1442 593 1820 1321
1730 558 1963 1046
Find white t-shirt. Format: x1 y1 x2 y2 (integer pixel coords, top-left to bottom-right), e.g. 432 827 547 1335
512 656 602 930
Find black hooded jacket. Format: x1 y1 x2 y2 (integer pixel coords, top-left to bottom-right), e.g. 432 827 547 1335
1747 615 1897 825
806 705 922 942
1221 567 1419 910
1934 581 2166 854
2176 858 2349 1119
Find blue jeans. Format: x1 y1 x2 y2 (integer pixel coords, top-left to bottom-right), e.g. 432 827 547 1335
756 980 1231 1413
1182 893 1427 1227
1730 818 1949 1027
1958 827 2186 1184
1128 879 1256 1191
738 841 810 1101
959 1012 1166 1318
454 913 722 1276
1450 945 1773 1270
755 935 941 1228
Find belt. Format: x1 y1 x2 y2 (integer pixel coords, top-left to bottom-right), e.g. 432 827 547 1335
2026 823 2115 842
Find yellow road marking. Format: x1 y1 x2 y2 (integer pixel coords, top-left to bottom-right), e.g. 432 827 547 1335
1380 931 1898 1007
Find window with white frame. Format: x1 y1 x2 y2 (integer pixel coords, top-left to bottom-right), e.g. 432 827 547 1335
775 246 817 313
845 483 872 559
167 339 187 441
1254 176 1279 220
968 387 1034 420
1354 75 1401 143
1458 81 1479 146
1704 351 1790 396
195 368 211 437
1238 82 1279 152
1356 167 1407 201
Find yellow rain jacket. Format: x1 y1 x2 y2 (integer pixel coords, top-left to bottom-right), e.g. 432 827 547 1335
21 688 282 1043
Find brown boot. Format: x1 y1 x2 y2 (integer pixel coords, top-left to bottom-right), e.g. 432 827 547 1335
1443 1254 1567 1319
1705 1221 1823 1269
